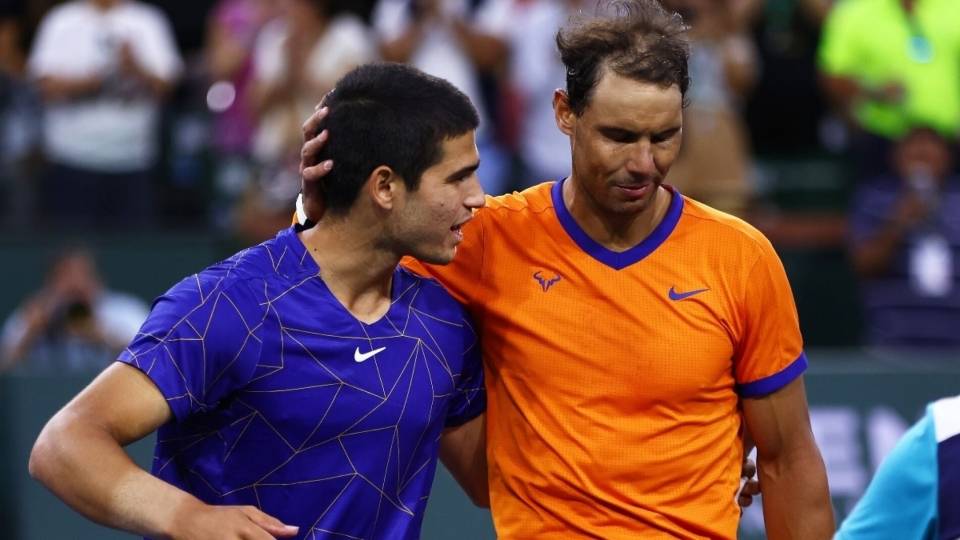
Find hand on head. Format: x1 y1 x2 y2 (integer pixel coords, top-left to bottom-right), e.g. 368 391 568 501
299 102 334 225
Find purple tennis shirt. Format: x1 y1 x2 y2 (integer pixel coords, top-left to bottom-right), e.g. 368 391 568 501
119 227 485 539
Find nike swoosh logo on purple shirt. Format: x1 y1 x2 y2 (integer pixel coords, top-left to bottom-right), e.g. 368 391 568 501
668 287 710 301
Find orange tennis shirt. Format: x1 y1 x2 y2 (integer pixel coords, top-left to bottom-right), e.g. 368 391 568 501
404 180 807 539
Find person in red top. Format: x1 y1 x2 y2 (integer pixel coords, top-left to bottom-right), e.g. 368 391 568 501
299 1 833 537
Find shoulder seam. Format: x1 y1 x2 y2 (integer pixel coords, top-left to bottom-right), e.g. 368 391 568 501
679 203 773 254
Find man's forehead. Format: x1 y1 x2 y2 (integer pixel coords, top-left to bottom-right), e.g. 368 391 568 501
586 73 682 126
435 131 479 166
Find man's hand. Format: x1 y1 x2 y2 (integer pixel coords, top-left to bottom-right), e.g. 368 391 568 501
869 81 906 105
892 192 934 230
299 105 334 223
167 502 299 540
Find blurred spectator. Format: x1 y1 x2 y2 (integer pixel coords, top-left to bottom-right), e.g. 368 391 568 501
489 0 575 187
0 248 149 373
372 0 511 194
818 0 960 178
241 0 374 242
203 0 274 227
848 127 960 348
0 0 40 229
664 0 760 216
27 0 183 228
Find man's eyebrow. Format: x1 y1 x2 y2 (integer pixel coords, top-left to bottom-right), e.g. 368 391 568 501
447 161 481 180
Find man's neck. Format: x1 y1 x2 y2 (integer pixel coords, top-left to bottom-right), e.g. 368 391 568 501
562 178 671 252
298 218 398 324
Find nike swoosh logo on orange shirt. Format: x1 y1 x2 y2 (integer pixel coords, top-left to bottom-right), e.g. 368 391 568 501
668 287 709 301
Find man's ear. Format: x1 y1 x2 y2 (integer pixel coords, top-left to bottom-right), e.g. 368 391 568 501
554 89 577 137
368 165 402 210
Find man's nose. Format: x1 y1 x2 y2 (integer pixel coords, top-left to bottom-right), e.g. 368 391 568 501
463 176 486 209
625 142 656 176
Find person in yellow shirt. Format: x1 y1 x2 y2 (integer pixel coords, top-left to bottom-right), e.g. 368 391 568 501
818 0 960 177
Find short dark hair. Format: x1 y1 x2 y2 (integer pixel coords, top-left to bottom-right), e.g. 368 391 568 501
557 0 690 115
313 62 479 215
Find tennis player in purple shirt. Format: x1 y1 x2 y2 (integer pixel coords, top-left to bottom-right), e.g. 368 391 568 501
29 63 488 540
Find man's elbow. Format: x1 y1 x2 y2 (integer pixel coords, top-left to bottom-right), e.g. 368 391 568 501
29 419 62 485
29 411 80 487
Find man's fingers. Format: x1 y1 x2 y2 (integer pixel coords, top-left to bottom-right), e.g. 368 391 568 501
302 106 328 140
741 457 757 479
738 494 754 508
241 506 299 538
300 129 328 173
741 477 760 497
302 160 334 182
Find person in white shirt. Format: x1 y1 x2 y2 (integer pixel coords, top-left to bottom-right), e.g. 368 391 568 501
237 0 375 242
28 0 182 228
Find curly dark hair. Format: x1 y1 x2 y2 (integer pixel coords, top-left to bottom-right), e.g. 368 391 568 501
556 0 690 115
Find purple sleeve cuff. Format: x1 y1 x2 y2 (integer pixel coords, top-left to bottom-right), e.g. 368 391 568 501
737 352 808 398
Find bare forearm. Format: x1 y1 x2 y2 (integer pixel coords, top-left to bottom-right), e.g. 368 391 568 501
758 449 834 539
441 443 489 507
820 74 861 109
29 411 196 538
38 75 102 101
124 64 174 99
439 415 489 507
138 72 173 99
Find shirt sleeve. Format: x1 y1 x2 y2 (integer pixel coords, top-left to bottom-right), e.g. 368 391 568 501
117 274 265 422
402 205 488 309
834 412 938 540
444 311 485 428
734 238 807 397
27 8 75 77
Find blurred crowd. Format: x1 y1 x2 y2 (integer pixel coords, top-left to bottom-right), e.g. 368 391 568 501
0 0 959 372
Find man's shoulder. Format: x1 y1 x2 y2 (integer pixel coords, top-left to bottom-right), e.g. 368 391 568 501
163 230 311 310
480 181 556 220
679 195 772 254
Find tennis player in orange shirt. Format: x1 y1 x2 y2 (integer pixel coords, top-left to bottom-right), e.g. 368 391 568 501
298 1 833 537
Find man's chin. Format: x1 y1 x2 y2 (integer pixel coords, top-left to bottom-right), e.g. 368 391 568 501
412 249 456 266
